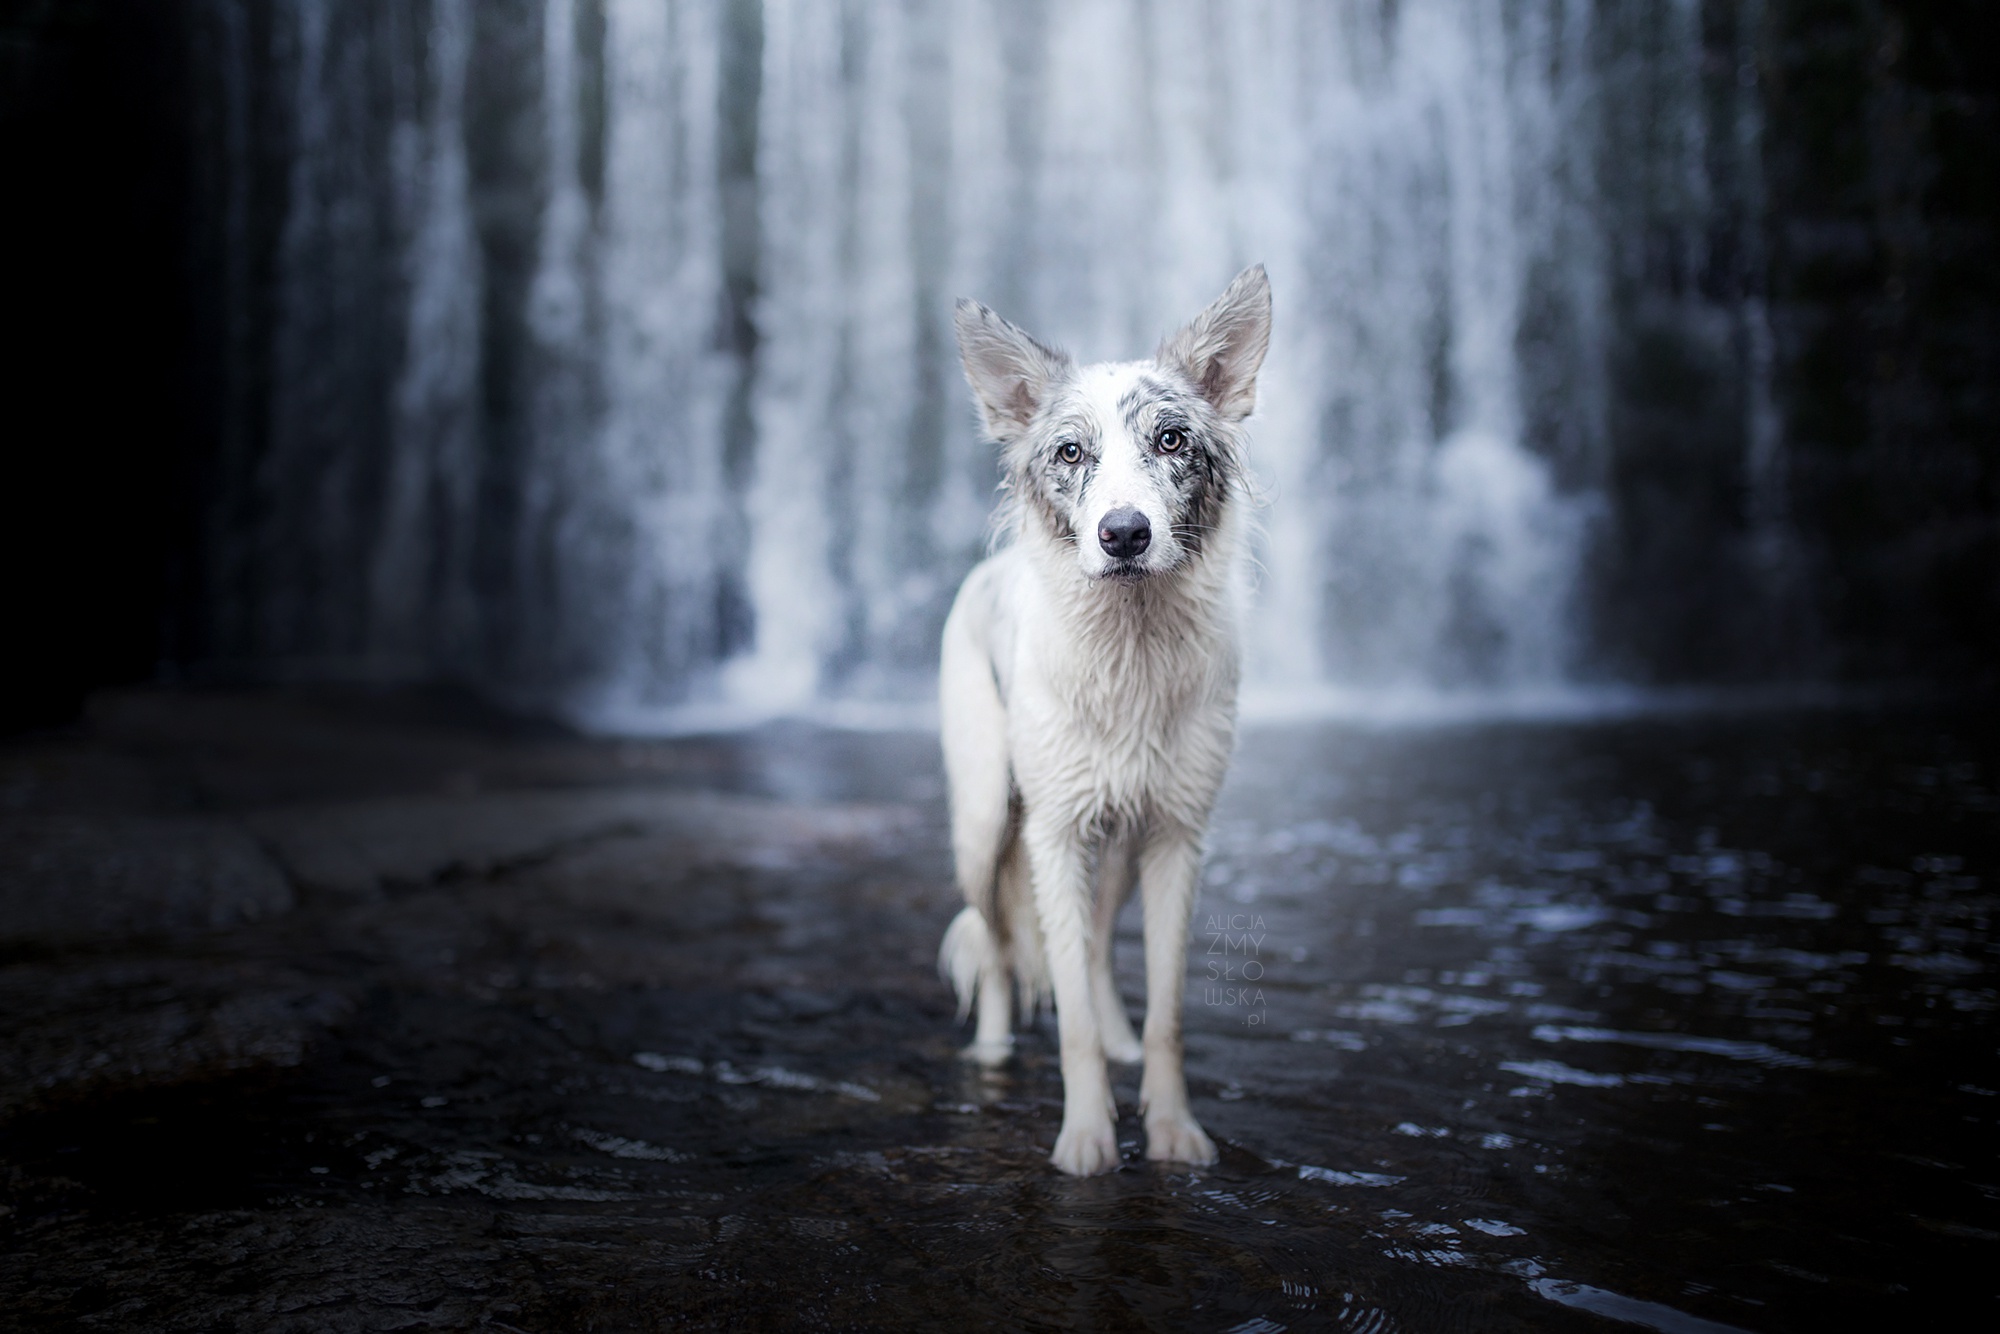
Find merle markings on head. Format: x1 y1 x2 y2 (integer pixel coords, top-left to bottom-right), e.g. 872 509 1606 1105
953 265 1272 582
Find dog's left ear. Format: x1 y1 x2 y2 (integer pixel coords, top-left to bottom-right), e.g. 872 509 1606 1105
1159 264 1271 422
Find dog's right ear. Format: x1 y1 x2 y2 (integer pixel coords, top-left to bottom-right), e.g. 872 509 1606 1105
954 299 1071 441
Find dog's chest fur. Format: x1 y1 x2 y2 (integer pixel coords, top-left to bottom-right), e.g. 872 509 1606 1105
991 544 1239 827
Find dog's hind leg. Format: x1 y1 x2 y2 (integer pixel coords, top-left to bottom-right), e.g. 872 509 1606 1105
940 899 1013 1065
1091 826 1143 1065
940 846 1017 1065
939 576 1016 1065
1137 826 1219 1166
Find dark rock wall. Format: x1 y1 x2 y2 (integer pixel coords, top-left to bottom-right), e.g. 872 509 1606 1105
1 1 200 729
1587 0 1999 686
1762 0 1999 682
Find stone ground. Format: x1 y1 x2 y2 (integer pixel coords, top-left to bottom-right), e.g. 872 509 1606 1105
0 687 1994 1331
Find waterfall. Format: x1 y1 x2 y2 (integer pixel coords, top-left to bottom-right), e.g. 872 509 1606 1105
191 0 1778 727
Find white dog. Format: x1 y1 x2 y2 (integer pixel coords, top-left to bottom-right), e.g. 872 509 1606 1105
937 266 1271 1176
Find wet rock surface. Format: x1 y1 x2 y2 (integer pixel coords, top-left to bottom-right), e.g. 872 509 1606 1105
0 688 1994 1331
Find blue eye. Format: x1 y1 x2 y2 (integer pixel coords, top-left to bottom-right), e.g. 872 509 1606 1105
1156 427 1185 454
1058 441 1083 464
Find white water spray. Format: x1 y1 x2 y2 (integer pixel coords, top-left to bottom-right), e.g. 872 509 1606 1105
214 0 1755 728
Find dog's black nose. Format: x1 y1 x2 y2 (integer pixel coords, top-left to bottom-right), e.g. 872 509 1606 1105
1097 507 1151 560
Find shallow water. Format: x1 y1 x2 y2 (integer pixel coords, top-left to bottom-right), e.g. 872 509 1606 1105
0 691 1994 1330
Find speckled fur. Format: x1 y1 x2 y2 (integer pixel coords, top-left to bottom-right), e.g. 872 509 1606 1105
937 267 1271 1175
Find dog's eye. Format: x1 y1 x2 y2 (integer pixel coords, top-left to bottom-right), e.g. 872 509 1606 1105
1156 428 1185 454
1057 441 1082 464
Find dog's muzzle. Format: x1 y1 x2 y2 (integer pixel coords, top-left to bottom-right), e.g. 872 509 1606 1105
1096 507 1151 562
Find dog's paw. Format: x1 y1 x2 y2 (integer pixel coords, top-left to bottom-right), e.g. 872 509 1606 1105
960 1038 1013 1067
1049 1119 1121 1176
1145 1113 1218 1167
1095 1000 1143 1065
1101 1032 1143 1065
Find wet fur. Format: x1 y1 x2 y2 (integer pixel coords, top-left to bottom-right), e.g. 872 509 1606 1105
937 267 1272 1175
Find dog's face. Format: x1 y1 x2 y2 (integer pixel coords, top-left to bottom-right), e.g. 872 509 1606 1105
955 266 1271 582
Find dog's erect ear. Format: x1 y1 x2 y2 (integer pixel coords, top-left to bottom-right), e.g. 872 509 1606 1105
1158 264 1272 422
954 299 1071 440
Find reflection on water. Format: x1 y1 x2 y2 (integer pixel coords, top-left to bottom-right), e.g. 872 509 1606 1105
0 692 1994 1330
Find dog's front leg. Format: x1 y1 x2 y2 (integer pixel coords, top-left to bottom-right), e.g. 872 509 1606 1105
1138 827 1219 1166
1022 811 1119 1176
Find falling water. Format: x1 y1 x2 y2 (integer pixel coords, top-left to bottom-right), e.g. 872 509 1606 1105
190 0 1773 728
